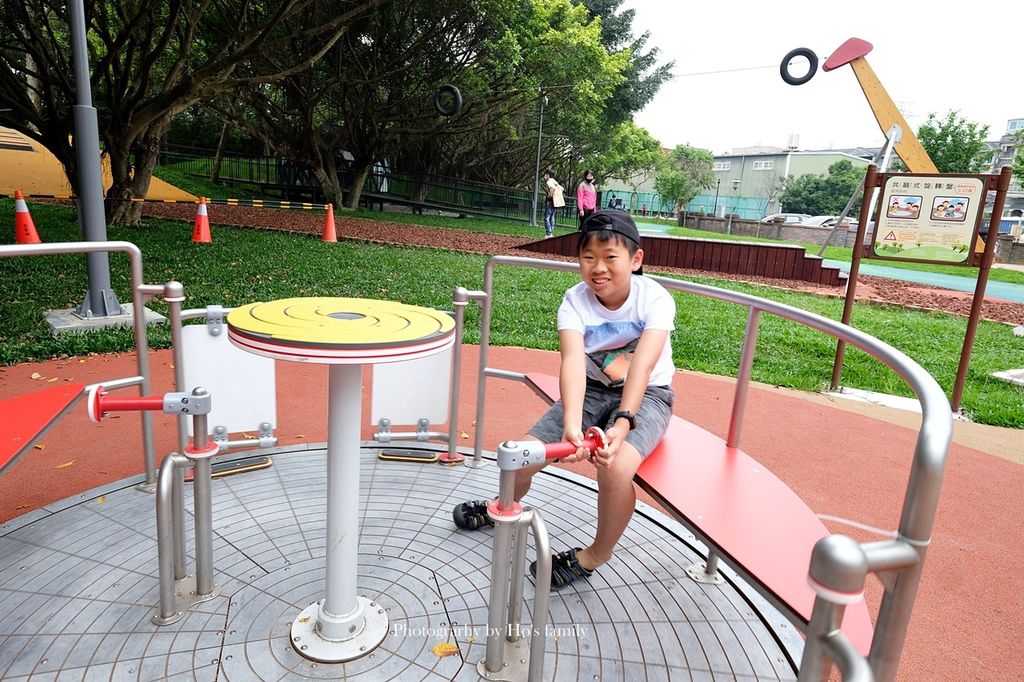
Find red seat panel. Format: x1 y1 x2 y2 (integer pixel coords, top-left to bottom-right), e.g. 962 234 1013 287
523 372 873 654
0 383 84 475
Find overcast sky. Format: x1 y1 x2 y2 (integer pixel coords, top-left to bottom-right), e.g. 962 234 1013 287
622 0 1022 155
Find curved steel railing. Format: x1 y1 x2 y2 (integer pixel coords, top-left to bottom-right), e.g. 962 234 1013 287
464 255 952 682
0 241 159 483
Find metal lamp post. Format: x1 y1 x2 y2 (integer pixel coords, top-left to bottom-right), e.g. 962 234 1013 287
713 178 721 217
529 90 548 227
69 0 123 318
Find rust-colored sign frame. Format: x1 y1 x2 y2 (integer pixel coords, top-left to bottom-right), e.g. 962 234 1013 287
833 165 1014 412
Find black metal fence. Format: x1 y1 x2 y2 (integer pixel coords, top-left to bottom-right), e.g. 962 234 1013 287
158 148 582 228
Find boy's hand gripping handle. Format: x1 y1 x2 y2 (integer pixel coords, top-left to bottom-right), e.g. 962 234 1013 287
543 426 607 459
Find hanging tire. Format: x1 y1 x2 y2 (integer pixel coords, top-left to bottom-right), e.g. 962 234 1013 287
779 47 818 86
433 84 462 116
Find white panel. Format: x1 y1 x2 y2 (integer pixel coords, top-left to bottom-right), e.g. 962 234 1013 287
181 324 276 435
371 346 451 426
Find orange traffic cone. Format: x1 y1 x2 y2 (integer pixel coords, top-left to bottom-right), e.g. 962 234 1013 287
13 190 42 244
322 203 337 242
192 197 211 243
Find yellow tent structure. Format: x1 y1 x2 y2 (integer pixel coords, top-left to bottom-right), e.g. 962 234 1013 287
0 127 196 201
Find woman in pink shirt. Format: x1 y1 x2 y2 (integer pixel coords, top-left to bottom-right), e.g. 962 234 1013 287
576 169 597 229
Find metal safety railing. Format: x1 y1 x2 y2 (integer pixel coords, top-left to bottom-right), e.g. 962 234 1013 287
0 242 159 484
87 383 220 624
449 255 952 682
0 242 226 625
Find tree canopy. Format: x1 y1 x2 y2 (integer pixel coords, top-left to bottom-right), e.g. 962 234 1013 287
578 0 674 126
779 160 863 216
653 145 714 213
917 110 992 174
1 0 674 220
1012 131 1024 187
0 0 384 224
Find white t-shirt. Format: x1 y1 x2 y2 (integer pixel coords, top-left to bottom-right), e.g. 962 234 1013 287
557 275 676 387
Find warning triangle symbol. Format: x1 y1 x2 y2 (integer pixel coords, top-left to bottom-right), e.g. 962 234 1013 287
883 231 897 241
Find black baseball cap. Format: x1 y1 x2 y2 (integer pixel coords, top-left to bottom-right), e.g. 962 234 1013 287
578 210 644 274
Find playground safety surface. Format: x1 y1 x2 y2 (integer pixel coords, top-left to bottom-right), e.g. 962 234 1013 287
1 345 1022 680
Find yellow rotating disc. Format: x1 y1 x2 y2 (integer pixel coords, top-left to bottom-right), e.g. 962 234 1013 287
227 297 455 349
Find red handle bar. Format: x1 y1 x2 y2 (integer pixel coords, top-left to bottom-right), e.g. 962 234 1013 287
543 426 607 459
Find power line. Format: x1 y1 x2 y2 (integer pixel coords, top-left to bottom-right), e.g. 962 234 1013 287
674 64 777 78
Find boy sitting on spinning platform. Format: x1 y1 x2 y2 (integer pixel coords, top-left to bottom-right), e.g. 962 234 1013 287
454 210 676 588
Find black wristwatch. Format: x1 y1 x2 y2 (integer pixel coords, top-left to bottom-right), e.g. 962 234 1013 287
611 410 636 430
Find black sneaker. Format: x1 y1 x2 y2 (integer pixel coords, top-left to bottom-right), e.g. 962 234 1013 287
452 500 494 530
530 547 594 589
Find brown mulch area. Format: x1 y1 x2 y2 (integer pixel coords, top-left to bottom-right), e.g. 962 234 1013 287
142 202 1024 325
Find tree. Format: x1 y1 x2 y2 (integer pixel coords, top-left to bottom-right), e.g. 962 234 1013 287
387 0 631 189
394 0 672 190
230 0 502 207
224 0 626 206
779 160 863 215
653 145 713 213
917 110 992 174
580 121 661 186
0 0 384 224
578 0 674 125
1012 130 1024 187
759 173 788 215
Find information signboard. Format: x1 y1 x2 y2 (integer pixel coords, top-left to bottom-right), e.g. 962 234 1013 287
869 175 985 264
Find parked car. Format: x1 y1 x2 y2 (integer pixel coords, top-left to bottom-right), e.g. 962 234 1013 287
800 215 857 229
760 212 811 224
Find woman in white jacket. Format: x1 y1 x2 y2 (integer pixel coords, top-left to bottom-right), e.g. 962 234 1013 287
543 169 565 237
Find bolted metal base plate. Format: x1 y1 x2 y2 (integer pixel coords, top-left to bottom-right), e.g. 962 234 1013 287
686 560 726 585
477 636 532 681
290 597 389 663
151 574 222 625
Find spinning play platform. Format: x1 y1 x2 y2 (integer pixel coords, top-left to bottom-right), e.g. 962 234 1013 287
228 297 457 663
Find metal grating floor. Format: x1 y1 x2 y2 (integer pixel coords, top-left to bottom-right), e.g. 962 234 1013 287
0 443 799 681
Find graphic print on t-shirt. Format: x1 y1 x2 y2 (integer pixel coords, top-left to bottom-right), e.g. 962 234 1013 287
584 320 644 385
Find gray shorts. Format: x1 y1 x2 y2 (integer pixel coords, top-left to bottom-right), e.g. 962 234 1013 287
528 381 674 459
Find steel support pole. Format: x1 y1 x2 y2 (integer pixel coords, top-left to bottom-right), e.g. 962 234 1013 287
527 510 552 682
507 518 530 638
291 363 387 662
727 307 761 449
68 0 122 317
530 92 546 227
950 166 1013 411
166 283 189 453
166 282 187 575
190 398 215 596
831 165 880 390
154 452 189 623
484 470 518 672
445 288 469 463
323 363 363 634
172 467 187 580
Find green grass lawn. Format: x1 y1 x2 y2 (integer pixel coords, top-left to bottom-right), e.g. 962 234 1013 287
3 199 1022 427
